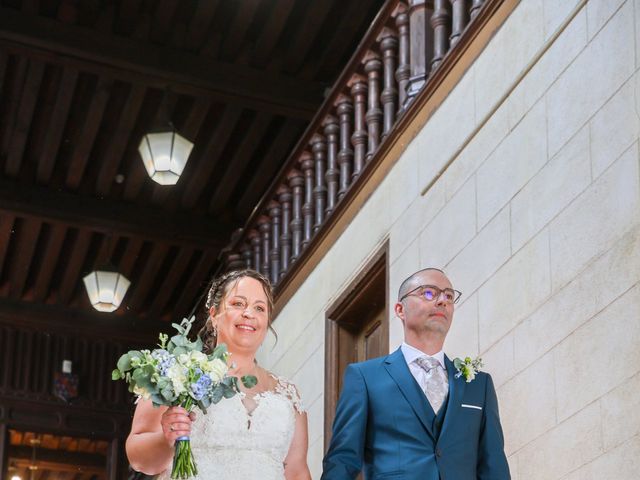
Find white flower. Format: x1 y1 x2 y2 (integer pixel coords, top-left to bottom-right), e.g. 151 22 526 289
206 358 228 383
133 385 151 400
167 364 188 394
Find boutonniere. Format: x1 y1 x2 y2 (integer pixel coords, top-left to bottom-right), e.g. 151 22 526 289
453 356 483 383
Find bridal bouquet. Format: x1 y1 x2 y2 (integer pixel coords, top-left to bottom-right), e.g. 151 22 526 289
112 316 256 479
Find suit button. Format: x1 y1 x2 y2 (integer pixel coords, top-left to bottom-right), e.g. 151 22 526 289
436 448 442 458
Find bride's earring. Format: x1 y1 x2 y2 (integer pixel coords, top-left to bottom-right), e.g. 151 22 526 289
212 324 218 337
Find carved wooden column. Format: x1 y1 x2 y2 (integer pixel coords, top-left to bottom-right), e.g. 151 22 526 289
299 151 315 247
241 244 252 269
378 28 398 136
257 216 271 280
405 0 434 105
323 115 339 215
310 134 327 232
395 3 410 110
277 185 292 276
248 229 261 273
287 169 304 262
267 201 281 285
335 95 353 199
363 51 382 162
349 75 367 181
223 252 245 272
450 0 469 47
431 0 451 71
470 0 484 19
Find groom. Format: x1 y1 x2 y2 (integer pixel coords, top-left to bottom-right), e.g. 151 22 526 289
321 268 510 480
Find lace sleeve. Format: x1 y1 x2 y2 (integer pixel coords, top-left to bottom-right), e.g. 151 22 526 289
273 375 306 414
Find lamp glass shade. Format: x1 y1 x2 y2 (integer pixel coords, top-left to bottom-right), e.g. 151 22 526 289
83 270 131 312
138 130 193 185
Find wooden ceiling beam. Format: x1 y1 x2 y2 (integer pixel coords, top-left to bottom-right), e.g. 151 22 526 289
0 7 324 119
0 298 159 343
0 181 231 249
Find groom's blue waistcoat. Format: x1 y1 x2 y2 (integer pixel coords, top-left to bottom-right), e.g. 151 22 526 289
321 348 511 480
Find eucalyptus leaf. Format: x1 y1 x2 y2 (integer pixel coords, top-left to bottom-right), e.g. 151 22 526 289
241 375 258 389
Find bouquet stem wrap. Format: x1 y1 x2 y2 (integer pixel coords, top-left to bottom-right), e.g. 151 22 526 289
172 397 197 479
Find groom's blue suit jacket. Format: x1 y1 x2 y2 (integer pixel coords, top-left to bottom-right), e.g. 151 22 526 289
321 348 510 480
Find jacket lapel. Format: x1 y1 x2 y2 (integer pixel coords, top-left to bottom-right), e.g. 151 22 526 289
383 348 436 441
439 354 466 441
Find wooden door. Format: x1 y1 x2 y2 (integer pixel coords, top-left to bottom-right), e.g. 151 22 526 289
324 246 389 458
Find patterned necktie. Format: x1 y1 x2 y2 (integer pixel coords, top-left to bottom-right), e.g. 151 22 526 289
415 356 449 414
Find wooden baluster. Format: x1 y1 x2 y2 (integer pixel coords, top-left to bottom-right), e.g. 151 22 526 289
248 229 261 273
335 95 353 200
241 244 252 269
431 0 451 71
267 201 281 285
349 75 367 181
363 51 383 162
278 185 292 276
450 0 469 47
288 169 304 261
323 115 339 215
310 134 327 232
378 28 398 137
406 0 433 105
225 252 244 271
257 215 271 280
470 0 484 19
395 3 410 111
299 151 314 247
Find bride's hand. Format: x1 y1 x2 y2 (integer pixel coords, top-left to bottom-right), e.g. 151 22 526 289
161 406 196 447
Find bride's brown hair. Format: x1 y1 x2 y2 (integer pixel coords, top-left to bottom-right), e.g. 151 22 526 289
199 269 276 353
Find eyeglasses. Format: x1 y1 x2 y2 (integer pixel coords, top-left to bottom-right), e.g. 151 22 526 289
399 284 462 304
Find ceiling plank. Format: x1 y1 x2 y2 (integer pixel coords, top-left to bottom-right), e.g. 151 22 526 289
4 60 45 177
118 237 145 278
0 214 15 277
184 0 219 51
220 0 261 61
252 0 296 67
0 7 324 119
180 105 244 209
235 118 304 218
127 243 171 312
0 181 230 249
0 57 28 167
300 0 379 81
36 67 79 184
64 77 113 189
57 229 92 304
281 0 337 74
146 246 195 320
94 84 146 195
32 225 67 303
208 111 274 213
173 250 217 320
8 217 42 299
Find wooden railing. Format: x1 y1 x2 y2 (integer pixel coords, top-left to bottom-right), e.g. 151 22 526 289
218 0 494 289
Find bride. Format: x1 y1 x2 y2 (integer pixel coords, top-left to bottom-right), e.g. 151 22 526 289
126 269 312 480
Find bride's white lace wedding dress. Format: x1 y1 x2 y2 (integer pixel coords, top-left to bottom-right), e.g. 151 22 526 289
157 374 304 480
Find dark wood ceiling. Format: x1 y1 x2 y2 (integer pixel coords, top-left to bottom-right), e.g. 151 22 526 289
0 0 385 340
